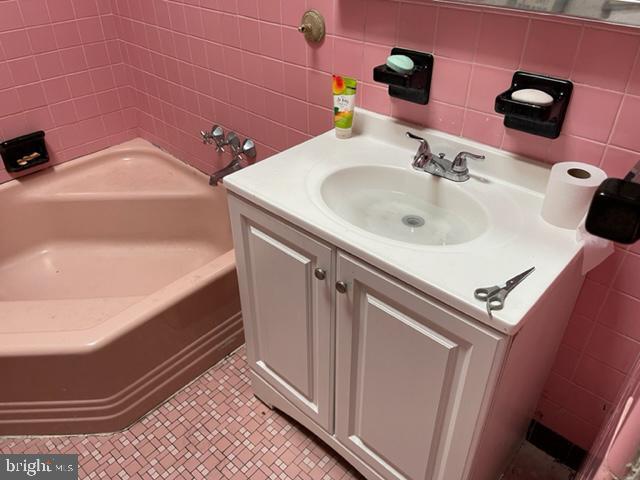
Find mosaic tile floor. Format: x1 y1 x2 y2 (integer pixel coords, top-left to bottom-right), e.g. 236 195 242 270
502 443 575 480
0 347 361 480
0 346 574 480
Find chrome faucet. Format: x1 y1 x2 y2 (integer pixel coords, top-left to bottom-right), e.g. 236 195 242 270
406 131 484 182
209 131 257 186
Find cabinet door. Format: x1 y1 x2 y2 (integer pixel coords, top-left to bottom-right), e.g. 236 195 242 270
335 252 505 480
229 195 334 431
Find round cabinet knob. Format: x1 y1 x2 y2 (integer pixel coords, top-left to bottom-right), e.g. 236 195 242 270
335 281 348 294
314 268 326 280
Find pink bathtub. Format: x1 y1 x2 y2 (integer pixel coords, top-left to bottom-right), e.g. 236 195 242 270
0 139 243 435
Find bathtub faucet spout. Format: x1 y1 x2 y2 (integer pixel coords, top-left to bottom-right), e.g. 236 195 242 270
209 158 243 186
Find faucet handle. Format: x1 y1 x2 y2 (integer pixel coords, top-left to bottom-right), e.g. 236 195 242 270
211 125 225 151
226 131 241 154
202 125 226 151
211 125 224 139
406 131 433 169
406 132 430 155
452 151 485 173
242 138 257 159
406 131 427 144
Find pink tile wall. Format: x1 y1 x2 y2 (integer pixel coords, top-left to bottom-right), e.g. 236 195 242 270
1 0 639 452
0 0 138 183
540 246 640 450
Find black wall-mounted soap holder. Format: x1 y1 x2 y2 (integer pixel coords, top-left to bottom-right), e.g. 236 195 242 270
373 47 433 105
0 131 49 173
495 71 573 139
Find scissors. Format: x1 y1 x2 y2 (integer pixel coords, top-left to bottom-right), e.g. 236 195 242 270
474 267 535 315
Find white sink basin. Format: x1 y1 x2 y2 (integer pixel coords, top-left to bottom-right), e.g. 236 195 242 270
320 166 488 246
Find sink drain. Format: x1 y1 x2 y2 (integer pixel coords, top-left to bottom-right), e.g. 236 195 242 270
402 215 425 228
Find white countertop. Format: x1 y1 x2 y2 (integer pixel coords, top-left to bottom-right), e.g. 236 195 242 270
224 109 582 335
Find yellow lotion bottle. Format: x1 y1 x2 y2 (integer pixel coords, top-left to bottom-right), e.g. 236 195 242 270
332 75 357 139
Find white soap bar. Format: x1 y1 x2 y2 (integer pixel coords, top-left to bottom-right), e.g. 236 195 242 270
511 88 554 106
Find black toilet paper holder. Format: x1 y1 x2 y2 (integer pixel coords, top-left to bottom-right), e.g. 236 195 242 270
586 161 640 244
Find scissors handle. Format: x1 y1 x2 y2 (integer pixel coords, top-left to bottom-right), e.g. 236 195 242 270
486 289 508 311
474 286 501 301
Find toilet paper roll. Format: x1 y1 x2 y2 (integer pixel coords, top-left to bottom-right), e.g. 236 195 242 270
541 162 608 229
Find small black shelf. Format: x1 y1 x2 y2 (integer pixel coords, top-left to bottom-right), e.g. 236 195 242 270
0 131 49 173
495 71 573 139
373 48 433 105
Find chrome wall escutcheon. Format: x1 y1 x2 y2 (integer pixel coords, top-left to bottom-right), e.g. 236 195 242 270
298 10 325 43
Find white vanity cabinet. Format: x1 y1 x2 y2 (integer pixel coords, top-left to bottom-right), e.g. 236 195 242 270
229 194 512 480
224 109 588 480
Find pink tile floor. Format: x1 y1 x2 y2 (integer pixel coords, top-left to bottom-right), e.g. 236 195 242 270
0 347 573 480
